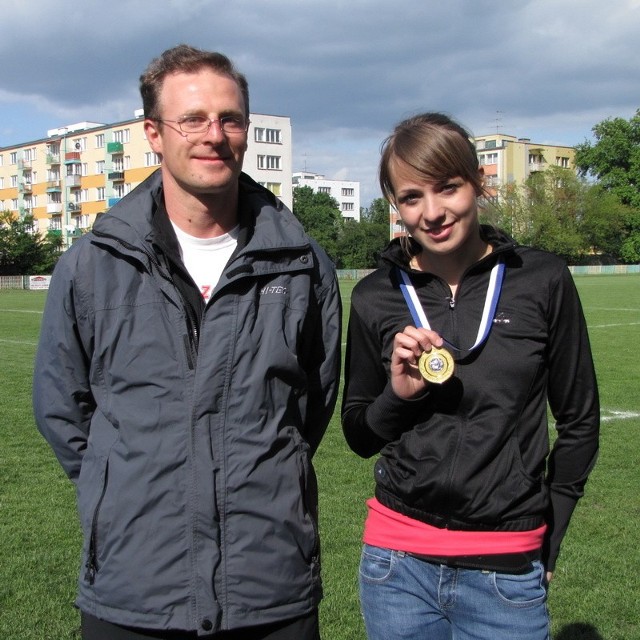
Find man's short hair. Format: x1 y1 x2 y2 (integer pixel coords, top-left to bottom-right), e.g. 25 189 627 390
140 44 250 121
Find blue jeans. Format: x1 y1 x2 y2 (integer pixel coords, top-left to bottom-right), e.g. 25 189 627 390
359 544 549 640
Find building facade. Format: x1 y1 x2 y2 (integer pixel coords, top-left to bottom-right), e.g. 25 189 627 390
474 133 575 200
390 133 576 238
292 171 361 222
0 111 292 248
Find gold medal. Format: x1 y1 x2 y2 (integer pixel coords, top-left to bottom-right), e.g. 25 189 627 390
418 346 455 384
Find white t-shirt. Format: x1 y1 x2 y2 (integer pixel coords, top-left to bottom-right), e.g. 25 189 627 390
171 222 239 304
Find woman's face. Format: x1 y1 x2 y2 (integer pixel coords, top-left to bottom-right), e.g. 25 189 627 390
390 158 482 261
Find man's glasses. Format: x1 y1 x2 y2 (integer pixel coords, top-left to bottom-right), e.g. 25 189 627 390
157 115 249 135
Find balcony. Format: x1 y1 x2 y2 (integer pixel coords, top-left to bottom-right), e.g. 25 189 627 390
46 153 61 165
18 159 32 170
108 171 125 182
67 175 82 188
64 151 81 164
47 203 63 214
19 182 33 194
108 197 121 208
67 202 81 213
46 180 62 192
107 142 124 154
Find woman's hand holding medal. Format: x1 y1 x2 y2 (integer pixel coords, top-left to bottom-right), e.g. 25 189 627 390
391 326 449 399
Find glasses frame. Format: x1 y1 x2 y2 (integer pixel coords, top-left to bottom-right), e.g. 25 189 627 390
156 115 250 135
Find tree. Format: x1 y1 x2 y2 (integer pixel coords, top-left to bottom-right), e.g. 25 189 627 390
292 186 342 262
0 212 62 275
363 197 391 226
580 185 631 259
336 218 389 269
574 109 640 261
483 168 587 262
575 109 640 208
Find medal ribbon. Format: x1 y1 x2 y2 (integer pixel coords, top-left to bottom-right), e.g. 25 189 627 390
397 260 505 355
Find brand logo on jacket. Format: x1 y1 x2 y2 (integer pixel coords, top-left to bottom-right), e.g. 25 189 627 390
493 312 511 325
260 285 288 296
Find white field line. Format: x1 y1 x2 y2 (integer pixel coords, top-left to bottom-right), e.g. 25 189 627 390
589 322 640 329
0 308 43 314
0 338 37 346
600 410 640 423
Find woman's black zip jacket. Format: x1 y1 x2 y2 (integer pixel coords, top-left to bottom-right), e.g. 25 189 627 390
342 226 599 571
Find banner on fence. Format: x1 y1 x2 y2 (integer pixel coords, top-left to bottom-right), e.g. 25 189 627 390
28 275 51 290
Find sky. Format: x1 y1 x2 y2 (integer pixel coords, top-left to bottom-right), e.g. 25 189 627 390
1 0 638 207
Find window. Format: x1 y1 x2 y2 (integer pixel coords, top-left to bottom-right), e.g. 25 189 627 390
341 188 354 196
257 155 281 170
48 192 61 204
145 152 161 167
0 177 3 188
72 138 87 151
113 157 124 172
49 217 62 231
254 127 282 144
0 154 3 166
10 152 17 164
97 187 106 201
77 215 90 229
529 153 543 164
11 175 18 187
479 152 498 165
318 186 331 194
342 202 354 211
95 134 105 148
114 184 126 197
259 182 282 196
556 156 569 168
24 147 36 162
485 140 497 149
96 161 105 174
113 129 130 144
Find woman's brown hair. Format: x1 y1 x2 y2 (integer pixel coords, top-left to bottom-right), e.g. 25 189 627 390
379 112 483 206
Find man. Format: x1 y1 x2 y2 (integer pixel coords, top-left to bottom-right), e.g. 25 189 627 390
33 44 341 640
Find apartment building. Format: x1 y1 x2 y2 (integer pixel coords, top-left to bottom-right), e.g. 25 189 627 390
292 171 361 222
475 133 575 200
390 132 575 238
0 111 292 248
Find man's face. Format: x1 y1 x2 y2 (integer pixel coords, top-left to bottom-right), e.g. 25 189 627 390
145 68 248 202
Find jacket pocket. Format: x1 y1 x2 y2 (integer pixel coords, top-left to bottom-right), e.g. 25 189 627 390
84 458 110 585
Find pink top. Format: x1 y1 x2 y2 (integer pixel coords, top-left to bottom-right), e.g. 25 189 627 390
363 498 546 556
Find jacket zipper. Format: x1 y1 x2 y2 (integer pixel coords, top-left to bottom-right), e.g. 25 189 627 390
85 460 110 585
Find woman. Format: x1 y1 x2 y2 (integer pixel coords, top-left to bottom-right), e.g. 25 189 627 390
341 112 599 639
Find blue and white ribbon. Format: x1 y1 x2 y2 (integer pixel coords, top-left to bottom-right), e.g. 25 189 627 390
397 260 505 355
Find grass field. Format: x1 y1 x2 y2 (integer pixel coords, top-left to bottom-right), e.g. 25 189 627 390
1 274 638 639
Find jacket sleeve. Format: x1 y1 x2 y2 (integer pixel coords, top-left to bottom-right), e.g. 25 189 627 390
543 266 600 571
32 252 96 483
341 291 431 459
300 246 342 457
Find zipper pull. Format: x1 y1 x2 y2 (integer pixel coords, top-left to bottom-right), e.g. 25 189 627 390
84 556 97 585
447 296 455 309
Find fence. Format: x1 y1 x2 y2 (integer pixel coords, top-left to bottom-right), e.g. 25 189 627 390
2 266 639 291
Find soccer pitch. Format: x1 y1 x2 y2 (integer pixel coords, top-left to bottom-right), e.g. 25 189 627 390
0 274 638 639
